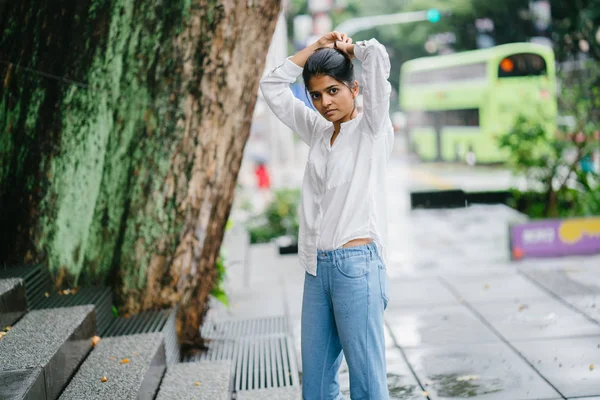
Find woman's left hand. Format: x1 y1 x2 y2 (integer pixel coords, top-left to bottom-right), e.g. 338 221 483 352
334 37 355 60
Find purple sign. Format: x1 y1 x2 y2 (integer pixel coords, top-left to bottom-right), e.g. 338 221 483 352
510 217 600 260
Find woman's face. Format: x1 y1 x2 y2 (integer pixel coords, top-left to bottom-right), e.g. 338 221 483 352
308 75 359 122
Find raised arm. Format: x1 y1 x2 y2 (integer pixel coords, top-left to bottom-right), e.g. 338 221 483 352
259 56 323 146
352 39 392 137
259 32 352 146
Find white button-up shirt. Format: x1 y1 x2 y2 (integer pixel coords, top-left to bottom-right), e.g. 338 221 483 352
259 39 394 276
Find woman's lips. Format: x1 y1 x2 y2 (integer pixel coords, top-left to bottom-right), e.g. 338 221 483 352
325 110 336 116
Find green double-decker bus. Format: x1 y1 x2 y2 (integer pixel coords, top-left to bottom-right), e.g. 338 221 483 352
400 43 557 164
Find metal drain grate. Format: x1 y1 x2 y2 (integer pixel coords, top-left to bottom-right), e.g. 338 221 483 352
188 316 300 392
34 286 114 334
201 316 290 340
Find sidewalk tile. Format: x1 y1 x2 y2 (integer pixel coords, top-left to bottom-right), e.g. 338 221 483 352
513 336 600 398
386 279 459 308
472 298 600 341
443 275 550 304
385 304 500 348
404 342 561 399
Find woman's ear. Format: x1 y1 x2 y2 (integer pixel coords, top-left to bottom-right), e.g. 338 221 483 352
352 81 360 98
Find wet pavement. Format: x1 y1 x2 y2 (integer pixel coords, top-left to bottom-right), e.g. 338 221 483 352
214 157 600 399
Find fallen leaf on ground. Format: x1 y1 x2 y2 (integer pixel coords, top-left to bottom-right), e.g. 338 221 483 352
120 358 130 364
92 336 101 346
421 391 429 397
109 356 116 360
101 376 108 382
518 305 528 312
483 284 490 290
194 382 201 386
591 364 595 371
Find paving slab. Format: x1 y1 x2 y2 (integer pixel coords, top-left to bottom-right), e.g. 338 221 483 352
0 278 27 327
513 336 600 398
0 305 96 400
443 274 551 304
339 348 424 399
563 295 600 323
386 278 460 308
0 368 46 400
236 387 302 400
386 304 500 348
404 342 562 399
224 283 287 319
60 332 166 400
155 361 232 400
522 267 600 297
472 298 600 341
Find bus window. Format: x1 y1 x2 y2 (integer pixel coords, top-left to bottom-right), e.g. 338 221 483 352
406 62 487 85
442 109 480 127
408 109 480 128
498 53 547 78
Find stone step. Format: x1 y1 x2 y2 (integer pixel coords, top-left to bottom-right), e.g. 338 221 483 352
0 368 46 400
0 264 52 310
0 305 96 400
0 278 27 328
155 360 232 400
102 307 180 365
59 332 166 400
236 387 302 400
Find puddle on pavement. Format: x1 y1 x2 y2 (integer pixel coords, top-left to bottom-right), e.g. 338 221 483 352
341 373 420 399
428 373 504 397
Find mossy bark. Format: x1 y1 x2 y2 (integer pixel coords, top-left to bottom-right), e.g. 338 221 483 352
0 0 280 348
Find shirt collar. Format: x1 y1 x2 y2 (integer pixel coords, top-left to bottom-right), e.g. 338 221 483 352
322 112 363 143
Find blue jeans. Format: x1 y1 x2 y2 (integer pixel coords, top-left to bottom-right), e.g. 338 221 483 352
301 242 390 400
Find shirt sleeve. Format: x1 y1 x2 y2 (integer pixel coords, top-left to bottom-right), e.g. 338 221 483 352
353 39 392 138
259 57 325 146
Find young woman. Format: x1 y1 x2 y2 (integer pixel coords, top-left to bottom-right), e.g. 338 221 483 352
260 31 393 399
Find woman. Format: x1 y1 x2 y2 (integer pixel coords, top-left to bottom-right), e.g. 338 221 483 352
260 31 393 399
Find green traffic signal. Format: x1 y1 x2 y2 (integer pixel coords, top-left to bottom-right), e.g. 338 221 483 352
427 8 441 23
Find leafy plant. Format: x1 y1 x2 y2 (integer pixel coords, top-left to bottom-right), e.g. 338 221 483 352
210 219 234 307
210 249 229 307
247 188 301 244
499 61 600 218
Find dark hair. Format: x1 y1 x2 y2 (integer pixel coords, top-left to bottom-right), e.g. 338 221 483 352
303 48 356 92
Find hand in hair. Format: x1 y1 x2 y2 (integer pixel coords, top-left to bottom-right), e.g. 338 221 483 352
317 31 355 59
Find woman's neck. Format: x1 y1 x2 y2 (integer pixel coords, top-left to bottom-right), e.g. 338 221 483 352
333 107 358 133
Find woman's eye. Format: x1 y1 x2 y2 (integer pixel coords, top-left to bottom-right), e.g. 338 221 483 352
311 94 320 100
330 88 338 94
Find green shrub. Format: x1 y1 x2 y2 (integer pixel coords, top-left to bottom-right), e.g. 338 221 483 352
247 188 301 244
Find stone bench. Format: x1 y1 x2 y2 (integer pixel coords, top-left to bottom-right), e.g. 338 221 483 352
59 332 166 400
0 305 96 400
0 278 27 328
155 360 232 400
102 307 180 365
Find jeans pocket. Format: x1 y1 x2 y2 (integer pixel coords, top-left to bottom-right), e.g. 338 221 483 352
378 263 389 310
336 254 368 278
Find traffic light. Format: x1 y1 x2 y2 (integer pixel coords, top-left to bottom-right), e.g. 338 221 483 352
427 8 441 23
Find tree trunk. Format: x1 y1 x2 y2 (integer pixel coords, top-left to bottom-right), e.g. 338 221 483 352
0 0 280 348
